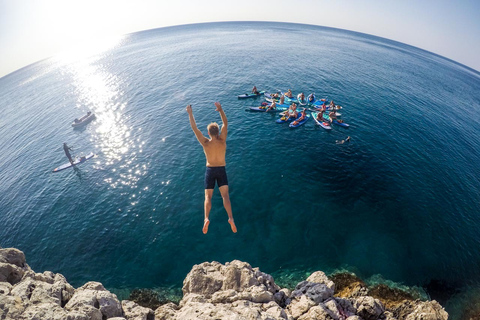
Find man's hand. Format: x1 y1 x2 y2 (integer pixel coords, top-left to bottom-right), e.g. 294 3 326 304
214 102 222 112
186 104 193 114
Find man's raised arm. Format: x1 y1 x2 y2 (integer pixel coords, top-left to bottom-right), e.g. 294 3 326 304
186 105 207 145
214 102 228 138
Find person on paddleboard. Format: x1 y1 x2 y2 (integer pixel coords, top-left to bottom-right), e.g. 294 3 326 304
186 102 237 234
63 143 74 165
252 86 259 95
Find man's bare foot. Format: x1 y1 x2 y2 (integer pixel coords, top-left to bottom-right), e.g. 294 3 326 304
203 219 210 234
228 219 237 233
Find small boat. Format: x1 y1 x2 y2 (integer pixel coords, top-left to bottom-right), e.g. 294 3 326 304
72 112 96 128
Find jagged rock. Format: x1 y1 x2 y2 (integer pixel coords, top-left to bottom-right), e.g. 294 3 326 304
297 305 331 320
0 294 26 319
122 300 154 320
291 281 334 304
174 299 287 320
287 295 317 319
352 296 385 320
391 300 448 320
65 281 122 319
0 281 12 295
20 302 74 320
306 271 335 292
0 262 25 285
182 260 280 300
154 302 179 320
0 248 27 268
334 297 357 318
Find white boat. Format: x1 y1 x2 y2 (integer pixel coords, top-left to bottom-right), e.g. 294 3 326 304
72 112 95 128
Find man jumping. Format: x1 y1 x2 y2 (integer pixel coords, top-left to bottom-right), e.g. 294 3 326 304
186 102 237 234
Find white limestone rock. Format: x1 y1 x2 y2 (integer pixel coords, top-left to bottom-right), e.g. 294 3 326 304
306 271 335 292
405 300 448 320
65 281 122 319
121 300 154 320
154 302 179 320
353 296 385 320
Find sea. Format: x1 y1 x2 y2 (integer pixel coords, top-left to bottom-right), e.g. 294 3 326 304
1 22 479 318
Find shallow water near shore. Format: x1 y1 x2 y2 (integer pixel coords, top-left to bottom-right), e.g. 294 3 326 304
1 22 480 317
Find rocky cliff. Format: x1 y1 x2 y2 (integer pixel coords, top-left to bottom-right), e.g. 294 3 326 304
0 247 448 320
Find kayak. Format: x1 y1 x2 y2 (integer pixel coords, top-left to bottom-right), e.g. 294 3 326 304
297 94 307 106
311 112 332 130
249 106 289 112
238 91 265 99
276 111 302 124
52 152 95 172
289 114 310 128
72 112 95 128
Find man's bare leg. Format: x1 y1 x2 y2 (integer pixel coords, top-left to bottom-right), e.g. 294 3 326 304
219 185 237 233
203 189 213 234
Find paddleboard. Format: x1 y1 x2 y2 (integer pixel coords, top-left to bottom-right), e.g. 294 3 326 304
289 114 310 128
52 152 95 172
311 112 332 130
237 91 265 99
249 106 289 112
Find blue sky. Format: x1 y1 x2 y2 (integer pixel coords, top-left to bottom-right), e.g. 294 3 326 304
1 0 479 77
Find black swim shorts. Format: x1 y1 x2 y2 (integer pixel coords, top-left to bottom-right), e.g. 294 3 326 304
204 166 228 189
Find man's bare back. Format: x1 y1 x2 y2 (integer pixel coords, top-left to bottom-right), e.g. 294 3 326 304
203 137 226 167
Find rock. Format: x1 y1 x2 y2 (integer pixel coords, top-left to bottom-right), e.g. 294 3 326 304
297 305 331 320
0 248 27 268
20 302 75 320
334 297 357 318
352 296 385 320
329 272 368 299
0 262 25 285
291 281 334 304
0 294 26 319
306 271 335 292
287 295 317 319
405 300 448 320
182 260 280 304
391 300 448 320
122 300 154 320
154 302 179 320
0 282 12 295
65 281 122 319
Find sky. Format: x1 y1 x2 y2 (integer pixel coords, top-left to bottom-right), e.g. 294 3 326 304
1 0 479 78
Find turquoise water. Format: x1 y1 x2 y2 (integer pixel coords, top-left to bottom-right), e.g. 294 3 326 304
1 22 480 316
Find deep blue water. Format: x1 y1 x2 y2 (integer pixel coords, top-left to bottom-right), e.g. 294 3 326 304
1 22 480 317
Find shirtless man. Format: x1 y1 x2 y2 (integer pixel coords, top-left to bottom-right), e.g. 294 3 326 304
186 102 237 234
